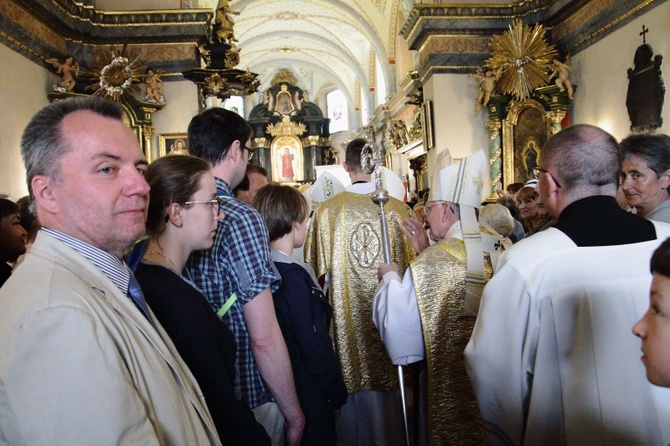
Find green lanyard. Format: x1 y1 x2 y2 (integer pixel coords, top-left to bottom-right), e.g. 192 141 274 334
217 292 238 317
215 194 239 318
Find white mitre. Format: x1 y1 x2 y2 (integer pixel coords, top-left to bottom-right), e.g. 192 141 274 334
433 149 495 317
303 171 346 210
379 166 405 202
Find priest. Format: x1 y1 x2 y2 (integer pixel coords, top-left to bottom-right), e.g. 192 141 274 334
304 138 415 445
465 125 670 445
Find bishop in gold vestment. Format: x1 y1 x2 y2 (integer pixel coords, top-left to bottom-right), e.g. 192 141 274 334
374 150 500 445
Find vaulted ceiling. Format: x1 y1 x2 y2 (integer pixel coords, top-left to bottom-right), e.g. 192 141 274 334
196 0 403 116
3 0 663 129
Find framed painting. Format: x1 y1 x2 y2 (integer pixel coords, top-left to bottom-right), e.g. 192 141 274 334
158 133 189 157
270 135 304 183
502 100 553 188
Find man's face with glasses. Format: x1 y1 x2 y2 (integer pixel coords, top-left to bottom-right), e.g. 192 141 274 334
423 200 455 241
242 144 256 161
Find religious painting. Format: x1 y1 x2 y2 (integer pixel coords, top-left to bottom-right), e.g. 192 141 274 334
502 100 553 187
158 133 189 157
270 135 304 183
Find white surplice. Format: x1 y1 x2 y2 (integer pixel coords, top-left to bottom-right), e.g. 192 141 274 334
465 223 670 446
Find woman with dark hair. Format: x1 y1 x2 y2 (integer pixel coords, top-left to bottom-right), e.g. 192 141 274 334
136 154 271 445
620 133 670 222
253 184 347 446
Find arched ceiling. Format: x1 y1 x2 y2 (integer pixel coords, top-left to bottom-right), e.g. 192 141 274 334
197 0 401 111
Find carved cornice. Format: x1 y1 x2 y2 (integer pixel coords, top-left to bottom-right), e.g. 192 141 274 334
11 0 209 44
400 1 555 45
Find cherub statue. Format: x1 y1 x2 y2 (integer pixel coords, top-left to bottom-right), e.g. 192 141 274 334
142 68 165 104
46 55 79 93
548 56 574 100
470 66 503 110
214 0 240 44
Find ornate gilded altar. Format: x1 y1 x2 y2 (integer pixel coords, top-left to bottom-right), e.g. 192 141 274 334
248 70 335 183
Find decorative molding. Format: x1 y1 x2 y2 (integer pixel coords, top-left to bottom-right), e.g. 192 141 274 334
267 117 307 137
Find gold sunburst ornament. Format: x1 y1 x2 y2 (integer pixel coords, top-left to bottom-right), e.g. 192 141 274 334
86 45 145 102
486 19 557 101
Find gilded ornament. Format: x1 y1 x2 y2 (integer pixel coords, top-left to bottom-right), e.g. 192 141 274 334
86 45 144 102
486 19 557 101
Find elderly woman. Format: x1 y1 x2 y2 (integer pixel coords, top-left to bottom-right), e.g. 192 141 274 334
620 134 670 222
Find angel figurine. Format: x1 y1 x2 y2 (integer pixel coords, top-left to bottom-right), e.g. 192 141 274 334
470 66 503 110
46 55 79 93
142 68 165 104
548 56 574 100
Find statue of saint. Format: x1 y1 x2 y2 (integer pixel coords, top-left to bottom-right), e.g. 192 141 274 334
214 0 239 43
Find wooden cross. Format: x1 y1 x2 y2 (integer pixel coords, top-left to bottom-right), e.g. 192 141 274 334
640 25 649 44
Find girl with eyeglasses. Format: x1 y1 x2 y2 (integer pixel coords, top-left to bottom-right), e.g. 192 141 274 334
136 154 271 445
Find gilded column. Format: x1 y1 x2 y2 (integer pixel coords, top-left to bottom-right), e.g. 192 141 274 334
548 110 566 134
143 125 155 163
486 119 502 200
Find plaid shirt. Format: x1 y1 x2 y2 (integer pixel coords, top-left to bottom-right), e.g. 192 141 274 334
187 178 280 408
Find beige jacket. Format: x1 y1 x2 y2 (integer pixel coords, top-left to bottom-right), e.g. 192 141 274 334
0 232 220 445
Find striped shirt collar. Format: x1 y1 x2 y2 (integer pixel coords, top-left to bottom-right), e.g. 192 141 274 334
41 228 130 294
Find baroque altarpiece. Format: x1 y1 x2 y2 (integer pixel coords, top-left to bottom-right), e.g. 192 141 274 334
248 70 336 183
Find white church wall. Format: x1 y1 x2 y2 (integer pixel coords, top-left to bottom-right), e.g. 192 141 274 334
423 73 489 164
572 1 669 140
0 44 50 198
150 80 199 160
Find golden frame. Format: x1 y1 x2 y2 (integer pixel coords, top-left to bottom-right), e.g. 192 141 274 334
158 133 189 157
270 135 304 183
502 100 553 188
421 100 434 150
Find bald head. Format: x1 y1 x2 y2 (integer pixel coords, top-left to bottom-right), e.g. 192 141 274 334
539 125 620 218
542 124 619 194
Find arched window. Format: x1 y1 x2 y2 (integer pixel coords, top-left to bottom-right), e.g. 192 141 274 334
223 95 244 117
360 85 369 126
327 90 348 133
375 55 387 108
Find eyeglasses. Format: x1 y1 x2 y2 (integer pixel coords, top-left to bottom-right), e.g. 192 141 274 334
538 168 562 189
243 145 256 161
179 197 222 215
422 201 449 217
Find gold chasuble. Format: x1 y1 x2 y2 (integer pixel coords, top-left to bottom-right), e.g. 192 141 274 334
305 192 415 393
411 237 491 445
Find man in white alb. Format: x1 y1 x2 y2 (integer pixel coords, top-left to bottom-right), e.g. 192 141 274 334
465 124 670 445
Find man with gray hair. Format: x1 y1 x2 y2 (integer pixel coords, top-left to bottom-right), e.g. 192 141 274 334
466 124 670 445
0 97 220 444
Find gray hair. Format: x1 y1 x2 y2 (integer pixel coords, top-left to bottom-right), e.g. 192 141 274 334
541 124 620 195
620 133 670 178
480 203 514 237
21 96 124 195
